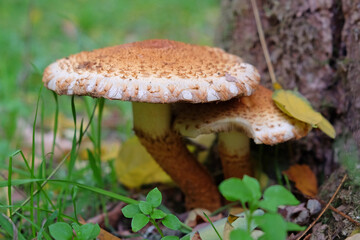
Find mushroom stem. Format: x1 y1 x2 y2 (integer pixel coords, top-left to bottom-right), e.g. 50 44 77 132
218 131 253 179
132 102 221 211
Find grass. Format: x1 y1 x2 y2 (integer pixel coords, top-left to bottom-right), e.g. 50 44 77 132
0 0 220 238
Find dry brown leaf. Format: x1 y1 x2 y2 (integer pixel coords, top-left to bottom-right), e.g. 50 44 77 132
96 230 122 240
283 164 318 197
192 232 202 240
185 208 223 228
79 216 121 240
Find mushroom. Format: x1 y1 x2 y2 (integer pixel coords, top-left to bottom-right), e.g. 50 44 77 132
173 85 311 179
42 39 260 210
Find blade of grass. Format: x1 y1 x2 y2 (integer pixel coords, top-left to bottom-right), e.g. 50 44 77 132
96 98 109 228
2 178 136 204
37 210 58 240
14 211 51 239
7 154 13 216
50 92 59 170
68 96 78 178
87 149 102 186
0 213 26 240
0 204 76 222
9 150 56 210
9 100 97 218
203 212 223 240
49 179 136 204
71 186 79 224
1 178 46 187
38 96 45 227
30 86 42 238
97 98 105 161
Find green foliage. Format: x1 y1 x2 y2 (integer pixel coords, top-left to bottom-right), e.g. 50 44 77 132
258 185 300 213
219 176 305 240
49 222 100 240
49 222 73 240
122 187 182 238
230 229 253 240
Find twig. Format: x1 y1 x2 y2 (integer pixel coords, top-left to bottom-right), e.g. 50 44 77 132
294 186 360 227
296 174 348 240
250 0 278 86
321 200 360 226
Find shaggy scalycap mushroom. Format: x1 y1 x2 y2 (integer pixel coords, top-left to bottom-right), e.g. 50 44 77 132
43 39 260 103
174 86 311 178
42 39 261 210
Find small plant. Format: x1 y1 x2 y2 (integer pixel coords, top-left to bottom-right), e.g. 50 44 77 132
122 187 187 240
219 175 305 240
49 222 100 240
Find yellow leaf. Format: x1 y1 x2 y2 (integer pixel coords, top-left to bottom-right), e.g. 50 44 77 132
272 89 322 125
283 164 318 197
317 116 336 139
115 136 172 188
272 82 283 90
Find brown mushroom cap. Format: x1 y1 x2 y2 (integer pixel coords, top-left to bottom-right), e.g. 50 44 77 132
173 85 311 145
43 39 260 103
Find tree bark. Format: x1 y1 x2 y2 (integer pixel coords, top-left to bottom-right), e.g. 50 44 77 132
215 0 360 176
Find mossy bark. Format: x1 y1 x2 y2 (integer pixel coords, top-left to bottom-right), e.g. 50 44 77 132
215 0 360 175
215 0 360 236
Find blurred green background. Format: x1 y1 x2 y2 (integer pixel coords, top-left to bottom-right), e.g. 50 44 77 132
0 0 220 163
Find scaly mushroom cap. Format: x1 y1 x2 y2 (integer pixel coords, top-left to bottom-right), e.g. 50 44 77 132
174 85 311 145
43 39 260 103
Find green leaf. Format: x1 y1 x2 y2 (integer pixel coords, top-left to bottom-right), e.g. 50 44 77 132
286 222 306 231
122 204 141 218
259 185 299 212
255 213 287 240
72 222 81 235
131 213 149 232
230 229 253 240
180 235 191 240
243 175 261 202
139 201 153 215
49 222 73 240
0 214 14 237
146 187 162 208
219 178 252 203
79 223 101 240
162 214 181 230
161 236 180 240
150 209 167 219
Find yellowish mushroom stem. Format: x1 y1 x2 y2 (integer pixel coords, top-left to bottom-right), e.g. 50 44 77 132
132 102 221 211
218 131 253 179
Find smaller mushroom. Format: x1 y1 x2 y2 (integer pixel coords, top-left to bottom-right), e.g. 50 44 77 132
173 85 311 179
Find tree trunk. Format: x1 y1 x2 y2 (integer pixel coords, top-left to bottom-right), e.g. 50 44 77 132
215 0 360 177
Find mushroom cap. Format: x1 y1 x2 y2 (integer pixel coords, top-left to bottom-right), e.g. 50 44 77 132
43 39 260 103
173 85 311 145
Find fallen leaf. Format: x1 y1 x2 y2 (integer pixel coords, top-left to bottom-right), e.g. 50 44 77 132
115 136 172 188
272 89 335 138
185 208 222 228
283 164 318 197
192 232 202 240
79 216 122 240
345 233 360 240
317 116 336 138
272 89 322 125
223 215 236 240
